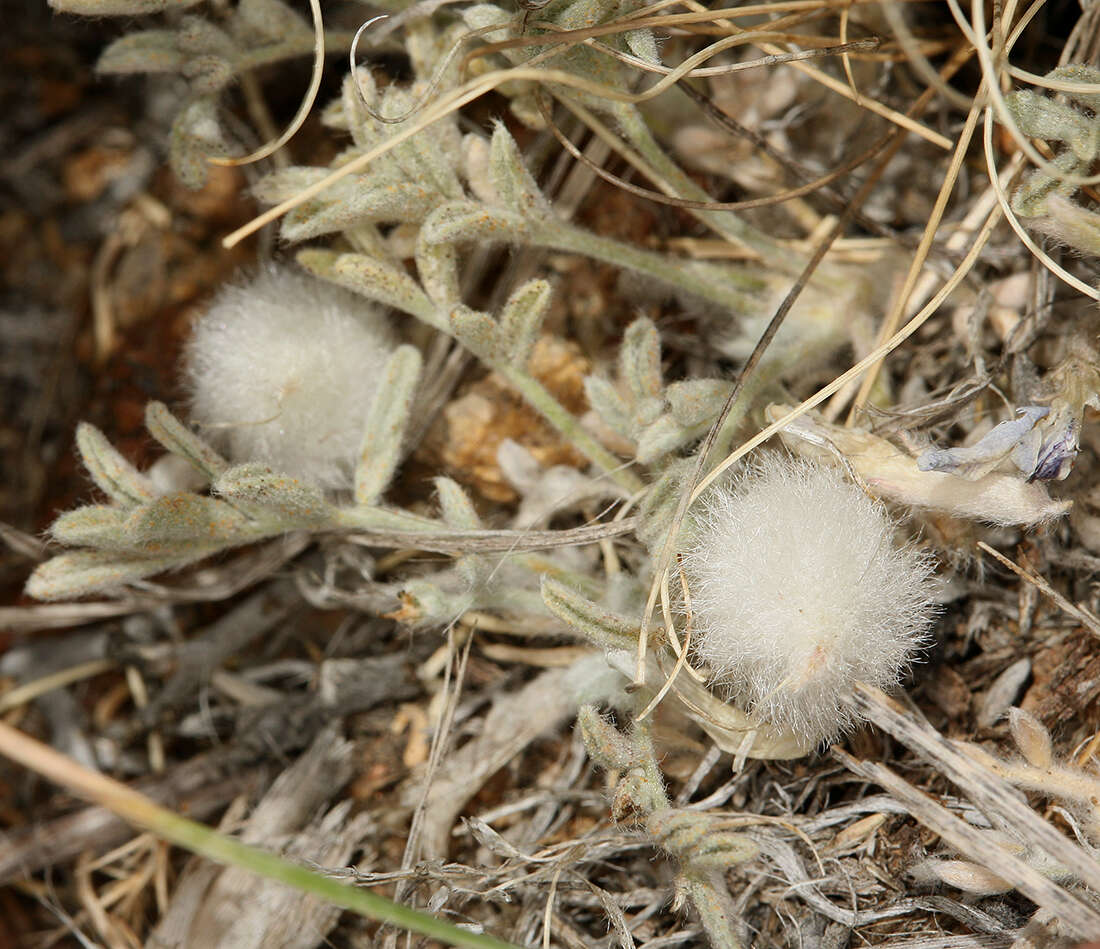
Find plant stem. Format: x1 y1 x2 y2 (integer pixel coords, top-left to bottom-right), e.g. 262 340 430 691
335 506 446 532
298 250 642 492
538 218 765 314
237 31 356 72
680 873 746 949
614 105 795 275
630 720 748 948
497 363 644 493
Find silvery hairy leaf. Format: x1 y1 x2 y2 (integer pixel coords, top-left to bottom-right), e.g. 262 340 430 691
488 123 553 218
576 705 635 771
665 379 731 427
420 201 530 247
169 96 232 190
177 16 238 59
76 423 157 507
97 31 185 75
1044 64 1100 114
1006 90 1099 162
355 345 423 506
297 249 434 321
1011 150 1081 217
145 401 228 481
50 506 131 550
125 493 249 551
50 0 203 13
434 478 482 530
618 318 663 404
449 305 502 360
584 376 633 436
213 464 333 528
415 236 460 307
282 181 442 243
541 576 637 651
498 279 551 363
182 55 235 96
233 0 311 44
26 549 201 601
635 415 695 465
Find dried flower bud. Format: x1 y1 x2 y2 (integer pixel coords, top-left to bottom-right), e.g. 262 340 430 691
184 265 396 490
911 858 1012 895
685 453 938 744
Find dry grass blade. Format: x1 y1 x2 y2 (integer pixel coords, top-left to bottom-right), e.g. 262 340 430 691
850 684 1100 901
675 79 934 244
639 87 940 683
0 720 523 949
756 43 951 148
481 0 954 145
583 32 879 80
981 109 1100 302
637 559 698 721
0 757 266 885
879 0 973 109
687 197 1000 504
538 53 898 216
833 747 1100 939
473 0 881 54
0 658 115 714
977 541 1100 639
849 77 984 419
211 0 324 166
671 0 950 148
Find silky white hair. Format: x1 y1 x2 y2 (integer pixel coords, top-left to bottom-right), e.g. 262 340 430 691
184 265 396 490
684 452 938 744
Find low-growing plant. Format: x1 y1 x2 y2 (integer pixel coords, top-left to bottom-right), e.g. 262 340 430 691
15 0 1100 944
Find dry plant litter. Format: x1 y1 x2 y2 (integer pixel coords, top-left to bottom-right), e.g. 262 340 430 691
2 0 1100 945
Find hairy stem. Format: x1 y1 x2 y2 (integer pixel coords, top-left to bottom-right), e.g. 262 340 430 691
537 218 765 314
680 873 746 949
630 719 748 949
236 31 356 72
301 248 642 492
497 362 644 493
613 104 794 275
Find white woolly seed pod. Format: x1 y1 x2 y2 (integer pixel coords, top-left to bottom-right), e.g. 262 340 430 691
684 453 938 744
184 265 396 490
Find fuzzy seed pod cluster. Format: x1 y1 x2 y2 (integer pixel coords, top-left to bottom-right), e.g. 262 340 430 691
184 265 396 490
684 454 938 744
